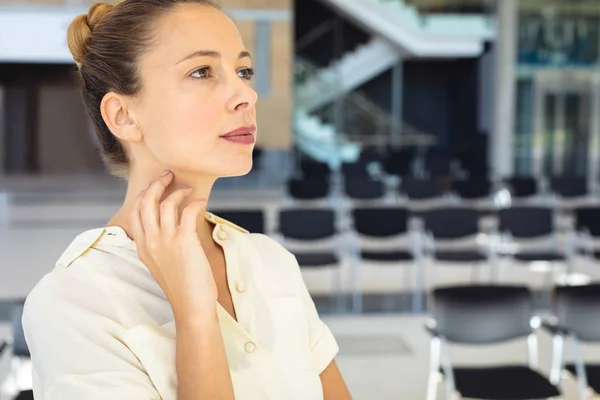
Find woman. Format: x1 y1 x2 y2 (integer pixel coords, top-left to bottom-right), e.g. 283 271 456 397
22 1 351 399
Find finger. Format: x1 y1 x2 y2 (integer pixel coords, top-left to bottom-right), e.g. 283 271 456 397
160 187 194 238
140 171 174 241
180 199 208 237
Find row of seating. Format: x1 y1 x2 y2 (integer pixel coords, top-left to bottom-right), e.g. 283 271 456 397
426 283 600 400
212 205 600 313
288 174 593 203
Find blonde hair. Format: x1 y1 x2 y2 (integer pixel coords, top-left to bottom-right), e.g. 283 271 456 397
67 0 219 179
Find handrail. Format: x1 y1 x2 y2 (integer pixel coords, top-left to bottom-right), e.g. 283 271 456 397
294 57 435 147
296 18 336 53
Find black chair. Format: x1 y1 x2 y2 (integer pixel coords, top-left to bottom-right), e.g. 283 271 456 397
341 161 370 178
452 179 492 201
286 177 330 201
426 285 560 400
15 391 34 400
550 177 588 199
424 151 453 178
399 178 443 201
574 207 600 261
299 159 331 180
497 207 569 285
505 177 538 199
209 210 265 234
422 208 493 285
343 177 385 201
382 150 414 177
351 207 420 312
277 209 344 308
545 284 600 399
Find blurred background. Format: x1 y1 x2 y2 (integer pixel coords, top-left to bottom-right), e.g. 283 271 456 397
2 0 600 399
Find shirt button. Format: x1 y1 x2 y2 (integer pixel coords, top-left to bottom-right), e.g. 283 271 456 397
244 341 256 353
217 229 228 241
236 282 246 293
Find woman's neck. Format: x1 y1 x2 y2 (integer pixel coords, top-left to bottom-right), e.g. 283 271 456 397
108 169 218 251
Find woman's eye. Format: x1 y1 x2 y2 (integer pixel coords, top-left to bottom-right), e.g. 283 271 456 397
238 68 255 81
191 66 212 79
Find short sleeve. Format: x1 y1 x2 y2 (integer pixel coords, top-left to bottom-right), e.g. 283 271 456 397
22 270 161 400
288 254 340 374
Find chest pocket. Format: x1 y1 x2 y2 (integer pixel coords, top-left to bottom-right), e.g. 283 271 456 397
123 322 177 400
266 296 316 371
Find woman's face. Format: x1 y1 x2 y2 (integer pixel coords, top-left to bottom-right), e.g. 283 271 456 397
131 4 258 179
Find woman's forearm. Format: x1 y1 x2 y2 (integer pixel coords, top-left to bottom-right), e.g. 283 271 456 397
175 302 235 400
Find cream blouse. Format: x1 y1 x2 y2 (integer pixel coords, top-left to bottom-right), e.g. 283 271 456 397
22 212 339 400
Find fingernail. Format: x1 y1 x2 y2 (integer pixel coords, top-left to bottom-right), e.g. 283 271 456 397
161 170 171 177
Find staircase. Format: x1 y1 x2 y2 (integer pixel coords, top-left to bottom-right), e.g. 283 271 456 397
320 0 495 57
293 110 361 169
293 59 435 167
296 38 400 112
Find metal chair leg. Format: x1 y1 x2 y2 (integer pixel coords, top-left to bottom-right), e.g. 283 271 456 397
411 260 423 313
427 337 441 400
571 335 589 400
550 334 565 388
351 259 363 314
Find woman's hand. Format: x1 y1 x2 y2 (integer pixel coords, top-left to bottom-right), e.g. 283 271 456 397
128 170 217 319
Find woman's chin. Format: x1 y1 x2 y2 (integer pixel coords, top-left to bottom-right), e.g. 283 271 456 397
219 161 254 178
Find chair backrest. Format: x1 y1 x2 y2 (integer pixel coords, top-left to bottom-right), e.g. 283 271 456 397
383 150 414 177
344 177 385 200
422 208 479 239
452 179 491 200
432 285 533 344
575 207 600 237
505 177 538 198
15 391 34 400
341 161 370 178
299 159 331 180
400 178 442 200
352 207 409 237
554 284 600 342
279 208 336 240
425 152 453 176
12 302 29 358
286 177 329 200
550 177 588 198
210 210 265 234
498 207 553 238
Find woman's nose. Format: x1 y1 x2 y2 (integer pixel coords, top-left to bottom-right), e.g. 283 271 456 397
228 80 258 113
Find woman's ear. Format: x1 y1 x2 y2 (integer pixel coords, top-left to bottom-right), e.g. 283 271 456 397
100 92 142 143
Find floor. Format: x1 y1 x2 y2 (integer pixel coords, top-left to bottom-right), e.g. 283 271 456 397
1 173 600 399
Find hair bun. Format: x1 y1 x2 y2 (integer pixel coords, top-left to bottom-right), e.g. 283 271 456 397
67 3 114 67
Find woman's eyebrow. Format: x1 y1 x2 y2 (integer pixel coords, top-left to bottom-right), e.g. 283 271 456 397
176 50 252 65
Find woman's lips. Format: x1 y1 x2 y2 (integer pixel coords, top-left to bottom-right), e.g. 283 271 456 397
221 134 255 145
220 125 256 145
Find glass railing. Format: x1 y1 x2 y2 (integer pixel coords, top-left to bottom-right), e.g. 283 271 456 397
294 57 435 152
378 0 495 15
404 0 494 15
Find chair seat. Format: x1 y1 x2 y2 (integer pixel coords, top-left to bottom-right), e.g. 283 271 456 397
565 363 600 393
15 391 34 400
294 252 338 267
435 250 488 262
448 365 560 400
360 250 414 262
576 249 600 259
513 252 565 262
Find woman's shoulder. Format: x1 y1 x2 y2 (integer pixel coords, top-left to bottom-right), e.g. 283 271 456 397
245 232 296 263
24 227 150 329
